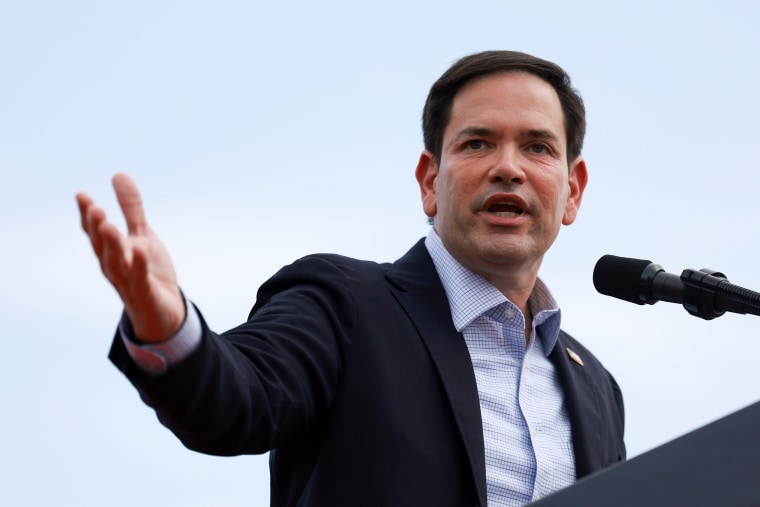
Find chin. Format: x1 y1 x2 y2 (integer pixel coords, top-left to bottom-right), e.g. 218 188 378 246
484 241 541 264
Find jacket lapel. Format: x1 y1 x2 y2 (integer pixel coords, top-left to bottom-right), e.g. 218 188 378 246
387 240 487 506
550 332 602 478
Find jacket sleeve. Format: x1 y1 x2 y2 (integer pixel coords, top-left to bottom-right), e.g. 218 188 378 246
109 254 360 456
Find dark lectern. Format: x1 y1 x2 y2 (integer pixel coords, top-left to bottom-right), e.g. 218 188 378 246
530 401 760 507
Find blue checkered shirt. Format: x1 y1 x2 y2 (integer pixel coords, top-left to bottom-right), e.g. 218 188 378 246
425 230 575 506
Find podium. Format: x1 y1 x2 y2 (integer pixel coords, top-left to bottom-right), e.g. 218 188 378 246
529 401 760 506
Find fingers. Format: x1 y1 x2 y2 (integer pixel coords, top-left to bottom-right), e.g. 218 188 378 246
75 192 93 233
76 190 132 286
77 193 108 259
112 173 149 236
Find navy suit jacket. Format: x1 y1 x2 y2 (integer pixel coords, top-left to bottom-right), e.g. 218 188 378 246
110 239 625 507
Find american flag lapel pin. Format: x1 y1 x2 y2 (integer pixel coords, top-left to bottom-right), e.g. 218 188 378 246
566 347 584 366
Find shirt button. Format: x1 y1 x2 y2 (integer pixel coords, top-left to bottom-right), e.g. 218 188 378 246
505 308 516 319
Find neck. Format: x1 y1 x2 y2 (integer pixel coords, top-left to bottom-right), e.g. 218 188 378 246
490 273 537 348
524 307 533 346
493 275 536 320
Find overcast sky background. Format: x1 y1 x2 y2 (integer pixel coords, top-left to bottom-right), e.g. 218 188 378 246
2 1 760 505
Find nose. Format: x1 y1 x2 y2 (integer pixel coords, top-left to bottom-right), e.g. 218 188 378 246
488 145 525 185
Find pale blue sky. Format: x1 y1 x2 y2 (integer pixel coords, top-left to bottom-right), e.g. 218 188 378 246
2 1 760 505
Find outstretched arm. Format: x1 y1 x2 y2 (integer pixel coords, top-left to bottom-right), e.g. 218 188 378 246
76 173 185 343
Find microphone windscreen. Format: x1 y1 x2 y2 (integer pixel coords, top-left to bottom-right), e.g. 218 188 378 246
593 255 652 304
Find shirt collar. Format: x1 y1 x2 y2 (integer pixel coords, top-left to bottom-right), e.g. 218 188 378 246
424 228 562 356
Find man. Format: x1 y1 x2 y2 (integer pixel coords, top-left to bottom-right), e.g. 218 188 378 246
77 50 625 507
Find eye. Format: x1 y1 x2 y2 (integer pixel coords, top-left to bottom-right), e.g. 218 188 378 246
528 143 549 154
466 140 485 150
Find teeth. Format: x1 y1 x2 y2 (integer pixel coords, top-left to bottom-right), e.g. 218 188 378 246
492 211 521 218
488 203 523 217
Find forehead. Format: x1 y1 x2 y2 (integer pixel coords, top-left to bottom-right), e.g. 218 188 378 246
445 72 566 141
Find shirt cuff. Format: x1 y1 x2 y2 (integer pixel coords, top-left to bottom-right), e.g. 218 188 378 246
119 297 202 375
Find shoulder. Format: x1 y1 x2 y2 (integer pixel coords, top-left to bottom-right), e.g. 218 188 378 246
256 238 431 297
267 252 392 287
249 253 393 316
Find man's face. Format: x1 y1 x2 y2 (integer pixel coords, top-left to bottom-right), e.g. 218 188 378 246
416 72 587 283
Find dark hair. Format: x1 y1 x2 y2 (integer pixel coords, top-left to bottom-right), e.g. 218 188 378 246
422 50 586 165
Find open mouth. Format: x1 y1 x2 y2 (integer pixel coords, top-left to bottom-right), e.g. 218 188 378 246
487 203 524 218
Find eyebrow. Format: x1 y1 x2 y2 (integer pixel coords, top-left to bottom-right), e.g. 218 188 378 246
453 126 494 141
453 126 561 144
522 128 561 143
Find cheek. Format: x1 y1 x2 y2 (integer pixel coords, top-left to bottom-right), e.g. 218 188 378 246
435 166 484 223
436 174 457 212
542 174 569 207
440 186 470 221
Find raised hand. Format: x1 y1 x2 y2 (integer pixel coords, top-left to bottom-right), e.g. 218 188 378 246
76 173 185 343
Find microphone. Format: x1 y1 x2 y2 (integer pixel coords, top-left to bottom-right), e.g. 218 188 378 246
593 255 760 320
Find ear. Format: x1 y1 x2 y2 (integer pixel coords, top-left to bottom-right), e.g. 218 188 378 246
562 156 588 226
415 150 439 219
